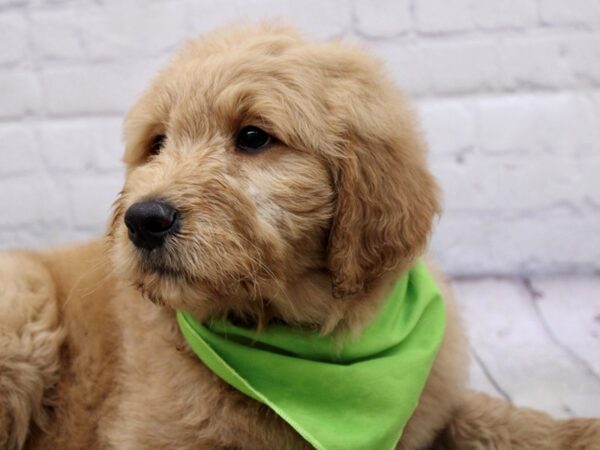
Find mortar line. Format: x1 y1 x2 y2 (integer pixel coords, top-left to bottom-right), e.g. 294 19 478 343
469 345 512 402
523 278 600 384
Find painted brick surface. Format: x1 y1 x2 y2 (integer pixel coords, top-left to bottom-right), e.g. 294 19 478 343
0 0 599 276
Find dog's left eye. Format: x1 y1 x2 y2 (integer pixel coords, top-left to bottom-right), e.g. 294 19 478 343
149 134 166 156
236 126 272 153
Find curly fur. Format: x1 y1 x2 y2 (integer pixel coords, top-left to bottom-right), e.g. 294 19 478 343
0 23 598 450
0 253 63 450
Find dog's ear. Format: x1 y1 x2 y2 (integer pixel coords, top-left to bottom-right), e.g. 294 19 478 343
122 97 165 169
326 93 440 299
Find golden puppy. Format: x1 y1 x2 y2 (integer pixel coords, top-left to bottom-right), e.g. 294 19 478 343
1 24 598 450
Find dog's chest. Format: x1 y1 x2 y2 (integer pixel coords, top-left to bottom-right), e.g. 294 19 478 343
105 307 312 450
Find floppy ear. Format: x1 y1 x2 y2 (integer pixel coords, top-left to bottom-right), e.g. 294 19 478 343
327 100 440 299
122 96 166 169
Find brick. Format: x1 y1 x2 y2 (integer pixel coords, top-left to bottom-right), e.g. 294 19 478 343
91 118 127 171
418 100 476 157
0 124 38 175
40 120 95 171
415 0 537 33
563 35 600 86
0 178 65 228
417 40 500 95
498 36 575 90
40 118 126 172
536 95 600 155
67 176 123 230
431 214 600 276
185 0 351 40
353 0 411 38
77 2 188 60
0 12 28 65
475 94 600 156
539 0 600 28
414 0 474 33
0 71 41 118
470 1 537 30
590 91 600 135
40 61 162 116
578 157 600 208
374 40 500 96
31 9 86 61
432 155 587 214
475 96 539 154
371 42 429 96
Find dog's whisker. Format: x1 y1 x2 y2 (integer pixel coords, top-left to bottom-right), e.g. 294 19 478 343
60 252 116 310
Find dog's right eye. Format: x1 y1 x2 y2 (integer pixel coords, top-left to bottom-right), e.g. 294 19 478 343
149 134 166 156
236 126 272 154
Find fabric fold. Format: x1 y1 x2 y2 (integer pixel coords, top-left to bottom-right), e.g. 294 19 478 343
177 260 445 450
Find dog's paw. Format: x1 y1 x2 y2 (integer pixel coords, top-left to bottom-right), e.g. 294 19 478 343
0 253 64 450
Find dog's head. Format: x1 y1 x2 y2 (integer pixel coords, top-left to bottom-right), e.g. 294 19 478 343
110 24 439 332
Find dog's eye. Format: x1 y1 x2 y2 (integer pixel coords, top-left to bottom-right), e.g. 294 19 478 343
149 134 166 156
236 126 272 153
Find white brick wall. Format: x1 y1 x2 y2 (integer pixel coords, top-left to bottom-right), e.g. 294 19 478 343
0 0 599 277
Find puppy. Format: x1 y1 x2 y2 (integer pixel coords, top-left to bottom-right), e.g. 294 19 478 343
1 24 599 450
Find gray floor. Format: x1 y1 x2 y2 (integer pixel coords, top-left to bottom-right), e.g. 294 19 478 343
454 277 600 418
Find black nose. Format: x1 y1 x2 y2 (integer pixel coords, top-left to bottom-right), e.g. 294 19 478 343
124 200 179 251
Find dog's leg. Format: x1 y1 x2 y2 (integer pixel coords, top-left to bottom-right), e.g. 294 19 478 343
434 390 600 450
0 252 64 450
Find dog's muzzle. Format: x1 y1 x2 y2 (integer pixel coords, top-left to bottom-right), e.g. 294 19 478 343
124 200 179 251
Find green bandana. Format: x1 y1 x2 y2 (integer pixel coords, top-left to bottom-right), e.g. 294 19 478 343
176 261 445 450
